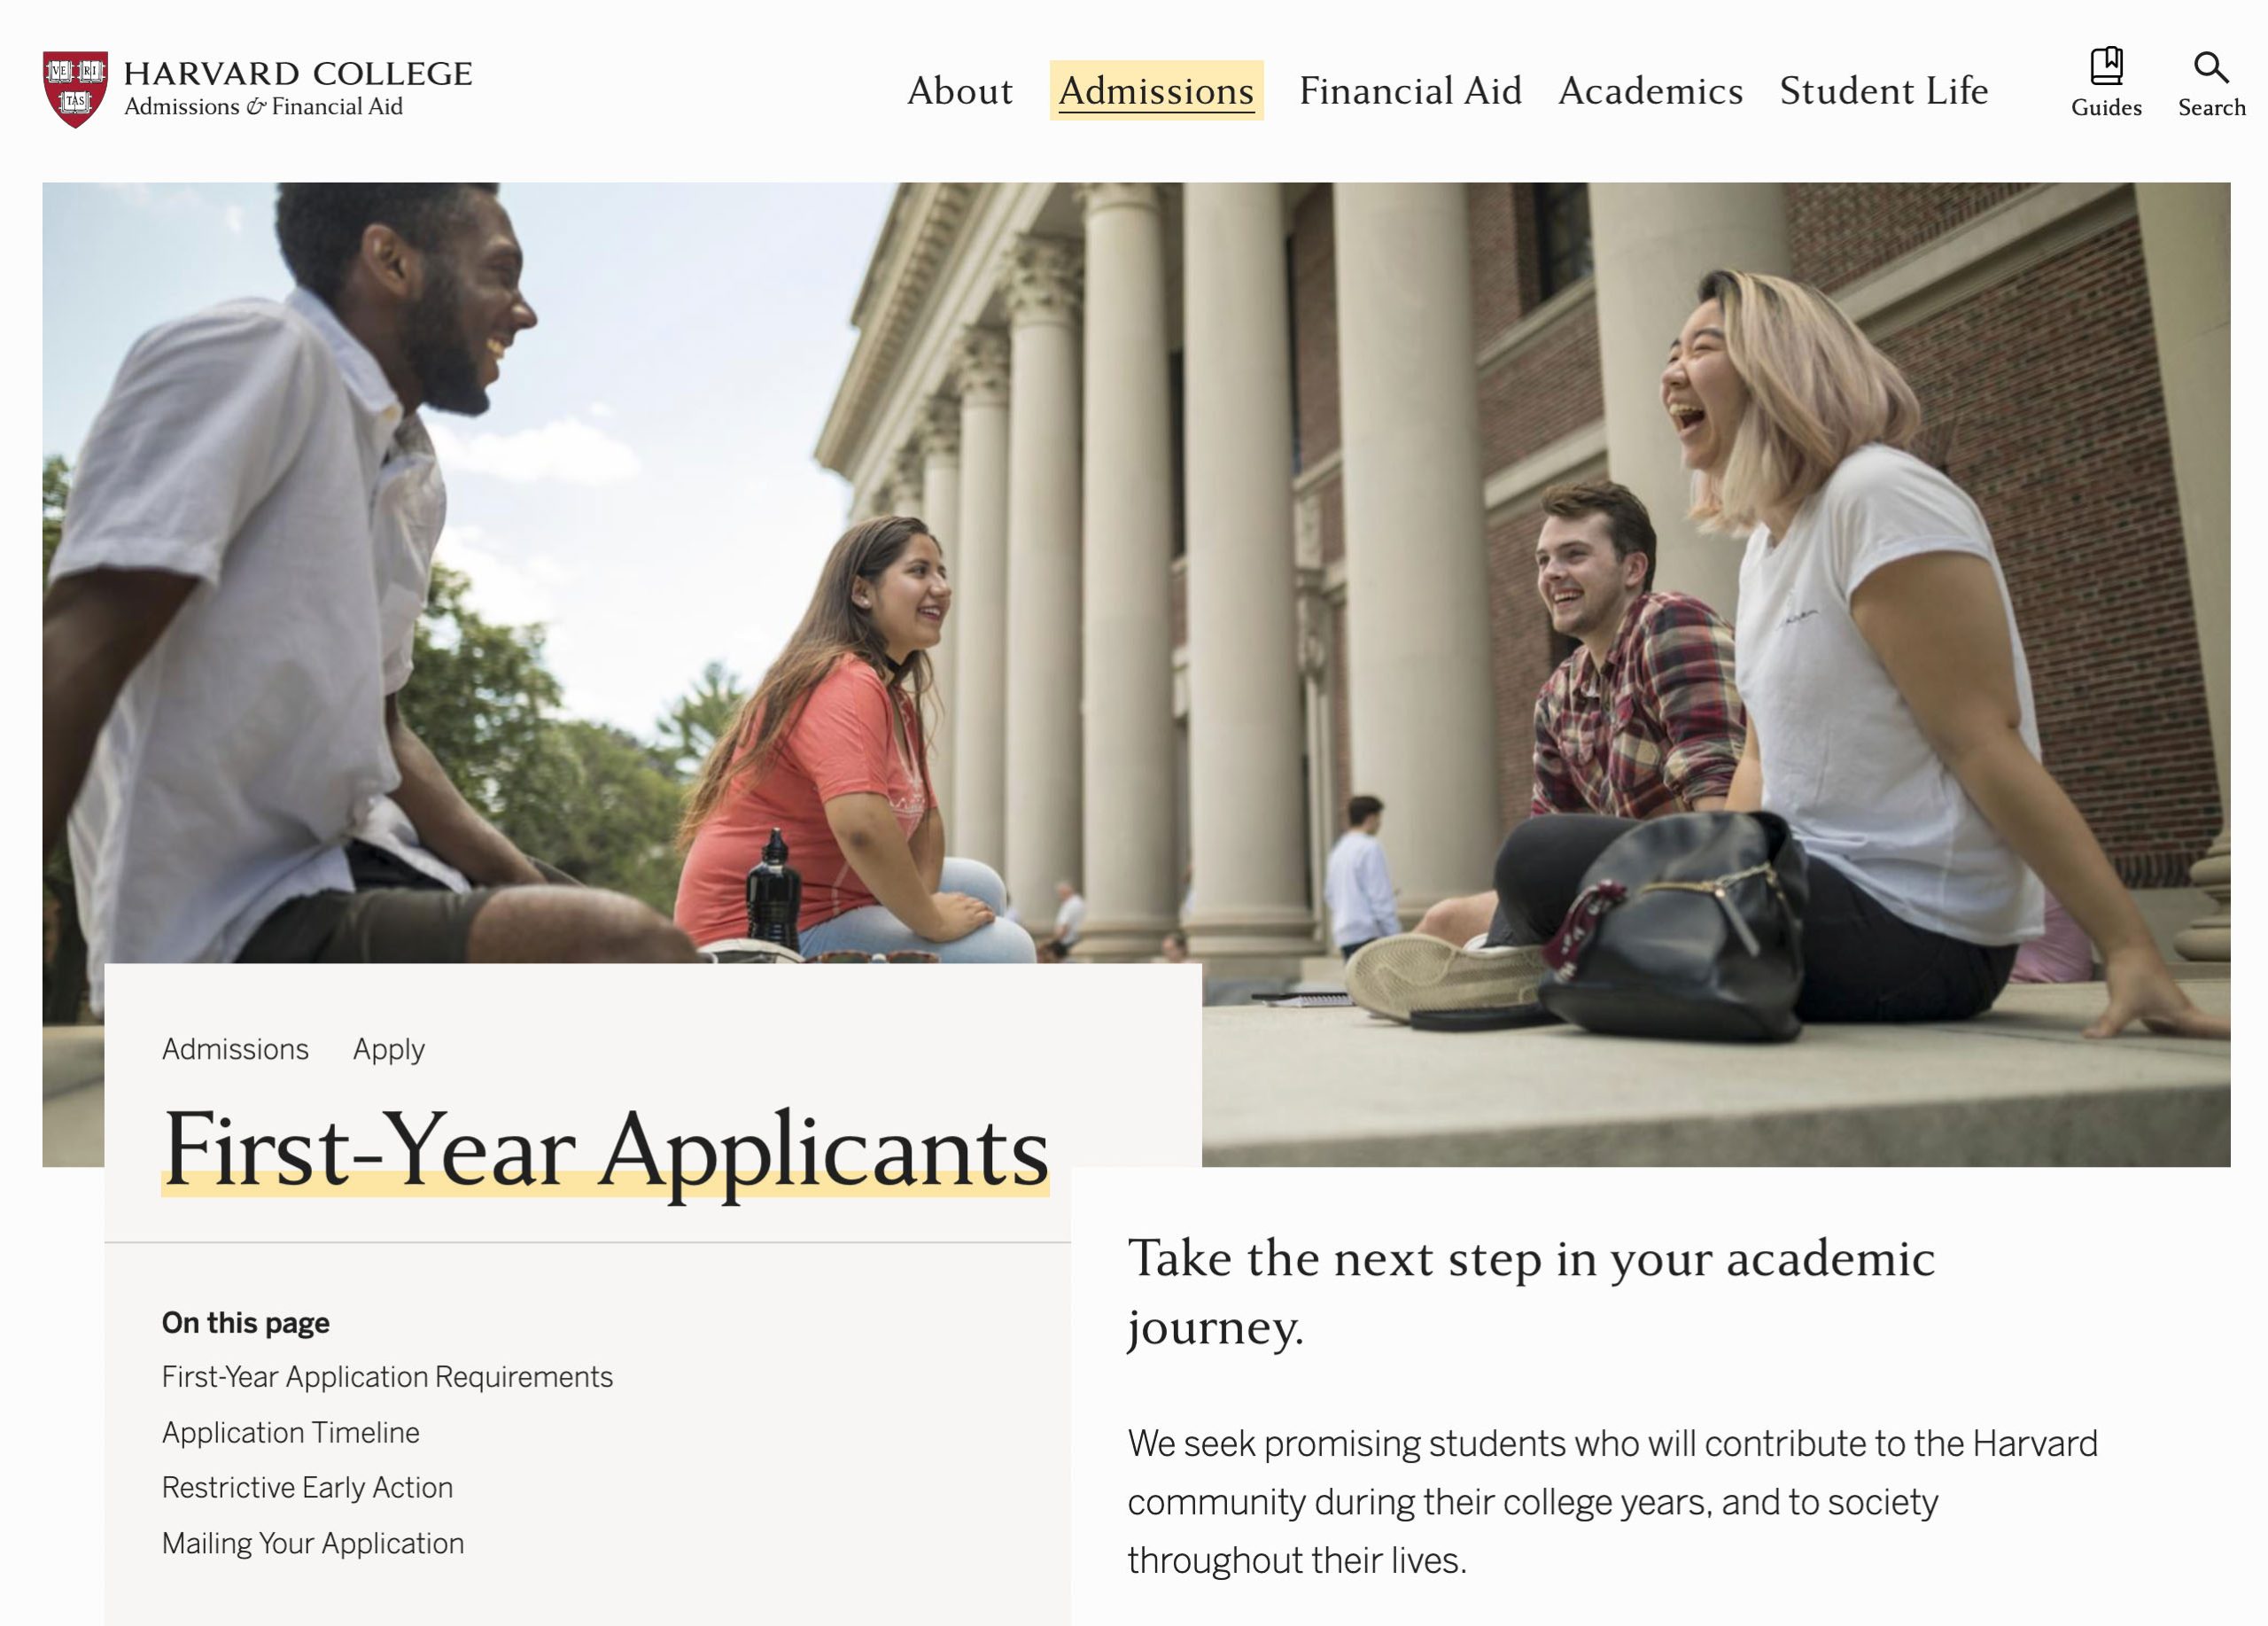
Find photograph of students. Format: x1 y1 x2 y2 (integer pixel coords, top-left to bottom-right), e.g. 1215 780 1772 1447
672 515 1036 962
1476 269 2225 1040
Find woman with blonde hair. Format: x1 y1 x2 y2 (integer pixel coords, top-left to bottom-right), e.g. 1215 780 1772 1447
673 515 1034 963
1474 269 2221 1037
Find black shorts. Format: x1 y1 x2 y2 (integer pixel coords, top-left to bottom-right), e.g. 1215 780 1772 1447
1487 813 2018 1024
236 841 502 964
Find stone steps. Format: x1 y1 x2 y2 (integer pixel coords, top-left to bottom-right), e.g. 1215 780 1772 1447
1203 981 2232 1166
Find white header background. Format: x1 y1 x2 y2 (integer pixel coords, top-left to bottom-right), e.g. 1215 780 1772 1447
4 1 2260 180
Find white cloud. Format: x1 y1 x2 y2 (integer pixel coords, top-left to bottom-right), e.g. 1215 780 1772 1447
425 417 641 486
587 401 614 418
222 205 245 236
435 524 570 628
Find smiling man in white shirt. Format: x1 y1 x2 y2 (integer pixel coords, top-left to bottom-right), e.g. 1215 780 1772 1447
43 183 695 1004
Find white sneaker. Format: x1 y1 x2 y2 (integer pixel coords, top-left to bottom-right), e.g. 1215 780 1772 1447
1343 934 1549 1024
697 938 804 965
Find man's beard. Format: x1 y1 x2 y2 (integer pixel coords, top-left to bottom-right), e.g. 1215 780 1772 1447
403 260 488 416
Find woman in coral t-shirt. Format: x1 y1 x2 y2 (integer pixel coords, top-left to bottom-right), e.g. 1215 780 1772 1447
673 515 1034 963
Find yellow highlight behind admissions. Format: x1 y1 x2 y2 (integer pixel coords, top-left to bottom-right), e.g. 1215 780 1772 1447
1050 60 1263 121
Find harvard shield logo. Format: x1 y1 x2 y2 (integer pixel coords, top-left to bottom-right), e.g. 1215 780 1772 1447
43 51 107 127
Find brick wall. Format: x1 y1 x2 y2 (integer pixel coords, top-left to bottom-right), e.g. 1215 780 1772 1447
1788 182 2033 291
1313 469 1345 568
1485 502 1573 831
1476 306 1602 472
1877 216 2220 884
1468 184 1526 341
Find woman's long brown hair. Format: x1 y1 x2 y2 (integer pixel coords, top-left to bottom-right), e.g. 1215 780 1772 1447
677 515 937 849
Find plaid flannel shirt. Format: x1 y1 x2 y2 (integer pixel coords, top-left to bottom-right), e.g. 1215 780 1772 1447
1531 591 1744 820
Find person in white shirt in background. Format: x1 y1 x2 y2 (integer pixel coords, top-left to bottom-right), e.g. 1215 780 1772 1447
43 183 695 1000
1324 796 1400 959
1050 880 1087 954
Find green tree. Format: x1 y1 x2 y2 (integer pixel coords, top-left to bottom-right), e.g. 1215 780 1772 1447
505 721 687 914
400 563 563 823
43 455 67 574
656 659 746 779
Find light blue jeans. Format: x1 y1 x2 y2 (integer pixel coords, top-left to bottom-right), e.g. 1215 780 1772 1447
797 858 1036 964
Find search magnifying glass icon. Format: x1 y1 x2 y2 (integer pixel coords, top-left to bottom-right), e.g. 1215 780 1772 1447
2195 51 2230 82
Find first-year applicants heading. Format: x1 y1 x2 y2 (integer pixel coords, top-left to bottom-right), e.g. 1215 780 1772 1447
163 1106 1051 1207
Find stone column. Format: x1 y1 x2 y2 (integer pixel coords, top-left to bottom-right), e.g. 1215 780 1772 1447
1182 183 1316 964
918 397 962 812
950 329 1011 872
1589 183 1790 620
885 444 923 518
1332 183 1498 924
1076 184 1178 960
2137 184 2231 961
1001 236 1084 919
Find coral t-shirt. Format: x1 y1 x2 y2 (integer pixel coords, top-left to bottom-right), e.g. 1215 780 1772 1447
674 655 933 945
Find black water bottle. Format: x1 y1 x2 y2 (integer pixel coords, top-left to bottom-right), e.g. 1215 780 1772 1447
745 828 802 953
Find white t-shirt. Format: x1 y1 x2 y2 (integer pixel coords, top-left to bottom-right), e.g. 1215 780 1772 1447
1323 830 1399 948
1735 444 2044 946
56 289 463 1007
1053 891 1088 945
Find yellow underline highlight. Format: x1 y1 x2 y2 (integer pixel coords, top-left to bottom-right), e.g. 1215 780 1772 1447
160 1171 1051 1201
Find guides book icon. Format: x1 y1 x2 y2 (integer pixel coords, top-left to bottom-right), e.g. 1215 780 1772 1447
43 51 107 125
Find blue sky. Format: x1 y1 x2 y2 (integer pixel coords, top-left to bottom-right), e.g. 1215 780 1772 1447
43 183 894 735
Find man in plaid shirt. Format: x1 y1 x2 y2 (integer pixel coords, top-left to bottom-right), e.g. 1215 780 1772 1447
1418 480 1744 946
